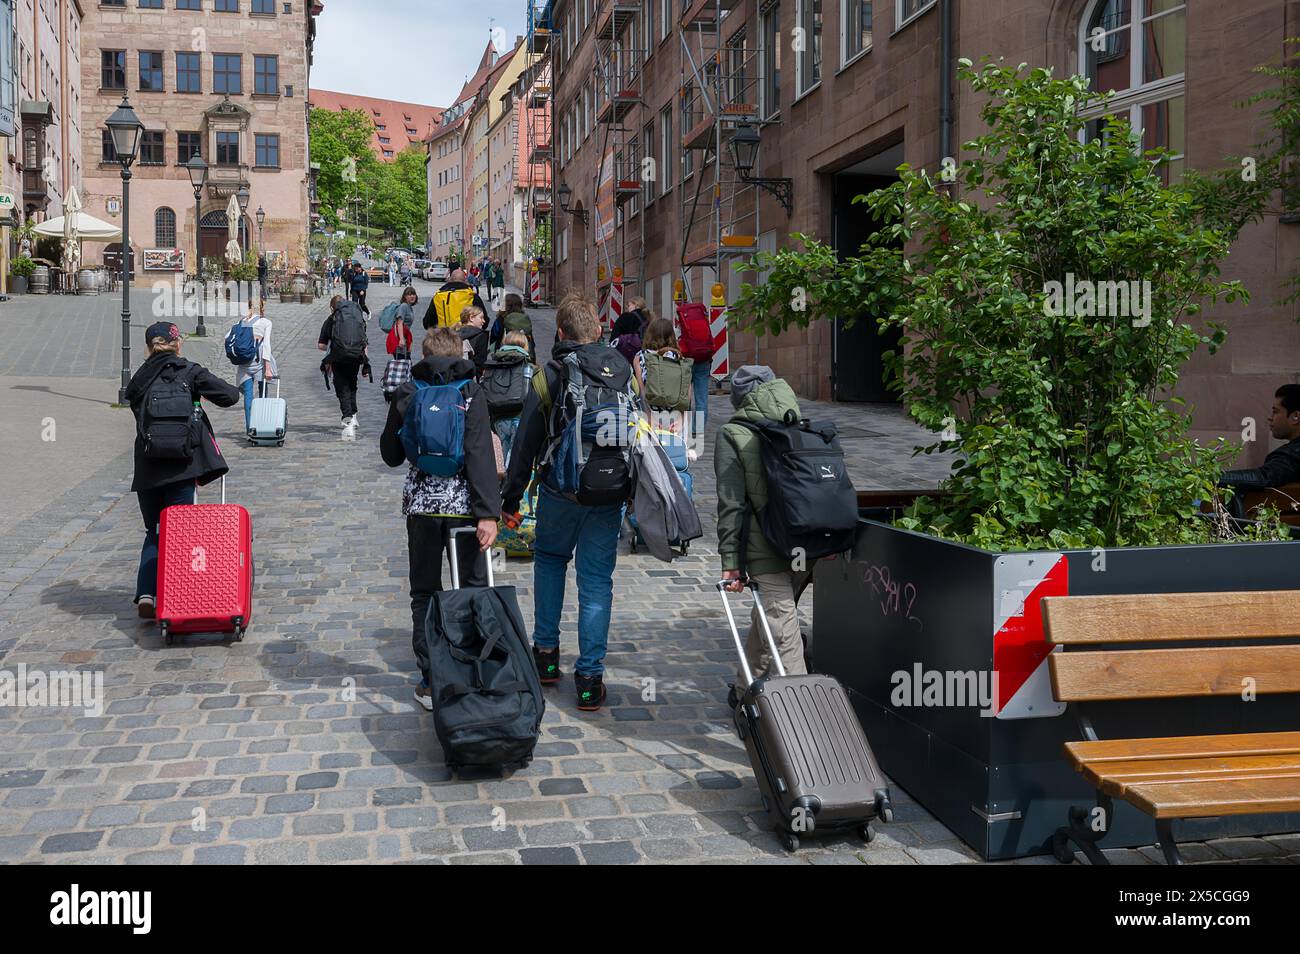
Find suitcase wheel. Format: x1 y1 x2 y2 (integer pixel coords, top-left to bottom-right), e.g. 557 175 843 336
858 824 875 845
875 792 894 823
780 831 800 852
232 617 245 642
160 622 172 646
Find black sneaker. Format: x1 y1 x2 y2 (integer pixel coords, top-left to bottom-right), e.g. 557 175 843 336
533 645 561 686
574 672 606 712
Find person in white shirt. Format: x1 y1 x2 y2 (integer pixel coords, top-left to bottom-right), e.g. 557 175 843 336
233 297 278 436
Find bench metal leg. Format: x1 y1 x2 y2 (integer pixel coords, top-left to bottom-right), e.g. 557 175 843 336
1154 818 1184 866
1053 794 1113 865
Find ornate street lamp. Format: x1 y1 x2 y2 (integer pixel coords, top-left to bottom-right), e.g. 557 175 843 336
106 96 144 403
186 152 208 337
556 182 587 225
727 124 793 216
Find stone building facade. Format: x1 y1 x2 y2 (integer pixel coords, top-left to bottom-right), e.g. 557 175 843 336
79 0 320 278
548 0 1299 466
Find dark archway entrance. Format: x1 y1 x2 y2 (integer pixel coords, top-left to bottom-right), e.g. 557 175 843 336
831 144 904 403
198 209 248 263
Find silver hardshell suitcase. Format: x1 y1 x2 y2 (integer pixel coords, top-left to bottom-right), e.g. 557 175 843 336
248 379 287 446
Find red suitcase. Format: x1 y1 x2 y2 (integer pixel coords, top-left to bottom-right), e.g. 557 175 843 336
156 478 253 645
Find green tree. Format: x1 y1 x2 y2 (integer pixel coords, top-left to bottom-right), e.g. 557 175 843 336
359 147 428 245
309 107 380 230
732 60 1285 551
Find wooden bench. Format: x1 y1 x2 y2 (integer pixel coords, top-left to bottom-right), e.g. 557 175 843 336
1041 590 1300 865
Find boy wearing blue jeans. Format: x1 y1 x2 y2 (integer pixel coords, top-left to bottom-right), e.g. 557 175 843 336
233 299 276 434
500 294 631 712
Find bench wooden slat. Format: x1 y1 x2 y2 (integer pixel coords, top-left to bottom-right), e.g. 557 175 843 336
1049 645 1300 700
1080 753 1300 785
1117 774 1300 819
1041 591 1300 645
1064 731 1300 765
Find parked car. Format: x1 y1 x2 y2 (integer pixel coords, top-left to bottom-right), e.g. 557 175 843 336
413 259 432 279
428 260 449 281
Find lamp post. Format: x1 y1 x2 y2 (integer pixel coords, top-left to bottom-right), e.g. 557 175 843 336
235 185 250 301
727 124 793 216
255 206 266 299
186 153 208 336
556 182 587 225
106 96 143 404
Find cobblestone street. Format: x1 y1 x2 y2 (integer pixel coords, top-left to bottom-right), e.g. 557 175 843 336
0 282 1296 866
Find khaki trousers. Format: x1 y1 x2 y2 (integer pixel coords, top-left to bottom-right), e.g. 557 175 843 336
738 570 808 687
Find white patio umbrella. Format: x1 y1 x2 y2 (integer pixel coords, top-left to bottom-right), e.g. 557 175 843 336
61 186 82 272
31 211 120 241
224 194 242 265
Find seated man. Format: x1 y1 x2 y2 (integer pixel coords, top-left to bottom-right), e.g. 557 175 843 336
1221 384 1300 490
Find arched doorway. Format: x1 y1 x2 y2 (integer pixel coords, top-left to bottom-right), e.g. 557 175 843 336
198 209 248 264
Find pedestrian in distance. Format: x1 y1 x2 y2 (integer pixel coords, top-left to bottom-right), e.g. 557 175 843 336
257 255 269 300
318 294 370 441
490 292 535 359
714 366 811 706
632 316 696 462
396 284 419 331
500 293 636 711
349 260 371 314
380 326 501 711
229 297 278 438
125 321 240 620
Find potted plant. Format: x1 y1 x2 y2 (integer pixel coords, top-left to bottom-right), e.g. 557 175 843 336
9 254 35 293
278 279 295 304
732 60 1297 860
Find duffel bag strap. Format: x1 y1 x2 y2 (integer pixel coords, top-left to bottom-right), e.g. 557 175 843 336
439 680 530 704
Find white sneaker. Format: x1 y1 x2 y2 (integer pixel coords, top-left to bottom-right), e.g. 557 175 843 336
341 417 357 441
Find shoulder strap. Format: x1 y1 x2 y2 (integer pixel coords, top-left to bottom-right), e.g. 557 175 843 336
531 366 552 416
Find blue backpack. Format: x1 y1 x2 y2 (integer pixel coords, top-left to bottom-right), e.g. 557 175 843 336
400 378 470 477
224 318 258 365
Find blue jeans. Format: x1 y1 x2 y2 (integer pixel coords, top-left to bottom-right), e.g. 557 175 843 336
239 377 258 431
691 359 711 437
532 486 623 677
136 480 197 601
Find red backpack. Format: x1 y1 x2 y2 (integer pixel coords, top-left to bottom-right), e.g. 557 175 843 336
675 302 716 363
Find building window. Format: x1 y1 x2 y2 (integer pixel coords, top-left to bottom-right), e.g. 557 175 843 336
842 2 872 64
659 104 672 196
177 0 201 8
101 50 126 90
177 131 202 162
213 54 241 94
139 51 164 91
101 129 118 163
176 51 201 92
252 0 276 13
254 54 278 95
139 130 165 165
726 29 748 107
761 1 781 118
216 130 239 165
796 0 822 95
139 0 162 7
1080 0 1186 182
896 0 935 29
255 133 280 168
215 0 238 11
155 207 176 246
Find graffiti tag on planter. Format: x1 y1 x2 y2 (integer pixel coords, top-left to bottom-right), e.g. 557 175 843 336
864 564 923 631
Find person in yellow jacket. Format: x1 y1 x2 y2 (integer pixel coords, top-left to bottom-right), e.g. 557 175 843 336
423 267 488 329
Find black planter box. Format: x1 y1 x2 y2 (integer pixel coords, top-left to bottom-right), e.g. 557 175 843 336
815 519 1300 860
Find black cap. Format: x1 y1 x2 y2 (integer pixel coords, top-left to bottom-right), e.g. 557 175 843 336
144 321 183 344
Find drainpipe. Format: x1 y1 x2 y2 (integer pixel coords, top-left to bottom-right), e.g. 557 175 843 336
940 0 954 164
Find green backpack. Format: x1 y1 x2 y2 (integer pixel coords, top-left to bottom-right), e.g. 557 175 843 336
503 311 533 336
642 349 693 411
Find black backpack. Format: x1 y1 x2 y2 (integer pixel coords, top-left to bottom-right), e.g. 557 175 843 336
330 301 367 361
480 354 533 420
537 346 636 506
139 363 203 460
425 579 544 767
739 412 859 564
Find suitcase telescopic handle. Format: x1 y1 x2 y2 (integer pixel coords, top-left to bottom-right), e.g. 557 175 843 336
715 579 787 686
449 525 494 590
259 378 280 400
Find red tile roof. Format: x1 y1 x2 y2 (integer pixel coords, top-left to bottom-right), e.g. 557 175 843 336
309 89 444 161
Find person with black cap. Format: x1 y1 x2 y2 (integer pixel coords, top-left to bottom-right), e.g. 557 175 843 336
714 365 810 704
124 321 241 620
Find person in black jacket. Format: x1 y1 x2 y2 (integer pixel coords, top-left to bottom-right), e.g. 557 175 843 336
318 295 370 440
458 304 491 378
125 321 240 620
1222 384 1300 490
348 261 370 314
380 326 502 711
422 268 488 328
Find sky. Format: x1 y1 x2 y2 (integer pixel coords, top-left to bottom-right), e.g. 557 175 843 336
312 0 530 108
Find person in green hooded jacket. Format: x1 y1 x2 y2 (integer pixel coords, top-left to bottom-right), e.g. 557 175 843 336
714 365 810 703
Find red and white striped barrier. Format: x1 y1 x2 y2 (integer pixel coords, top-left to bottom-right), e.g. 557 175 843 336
529 260 540 304
709 283 729 380
610 267 624 331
